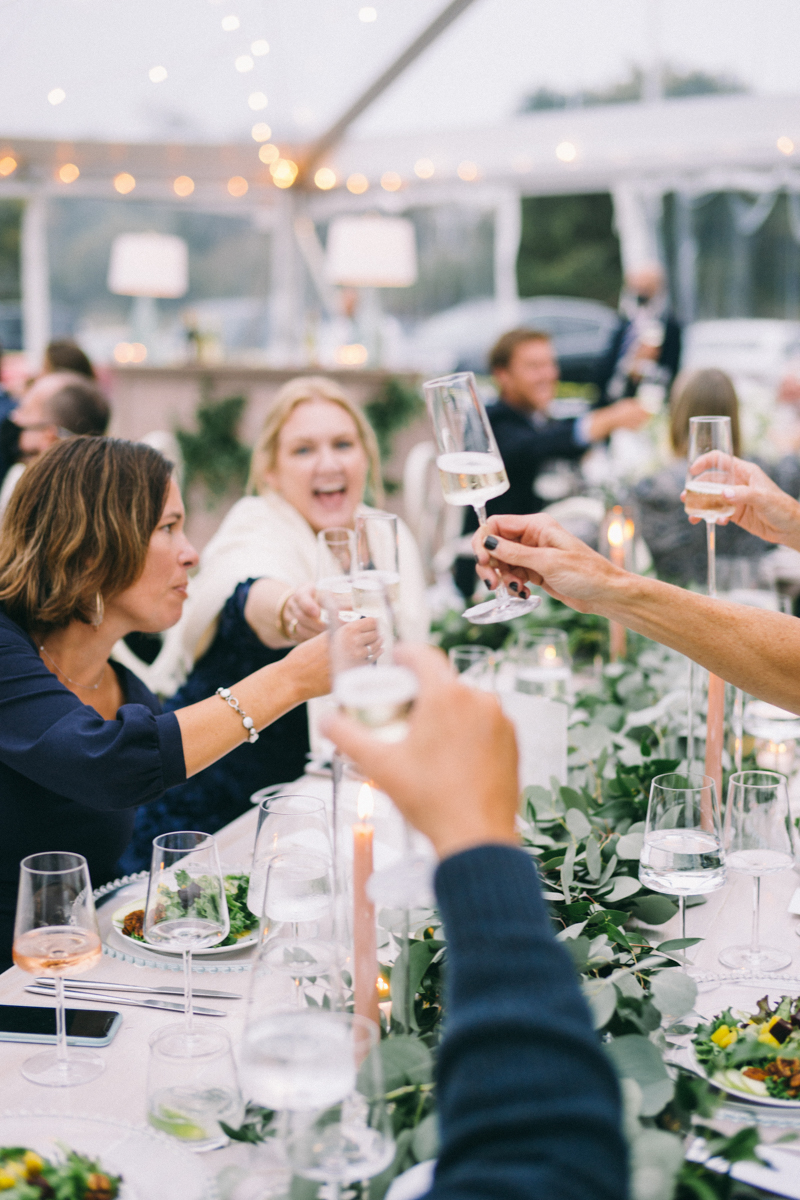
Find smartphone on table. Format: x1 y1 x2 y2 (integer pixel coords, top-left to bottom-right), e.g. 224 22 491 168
0 1005 122 1046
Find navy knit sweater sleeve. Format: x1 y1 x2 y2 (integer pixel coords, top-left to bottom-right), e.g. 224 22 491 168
429 845 628 1200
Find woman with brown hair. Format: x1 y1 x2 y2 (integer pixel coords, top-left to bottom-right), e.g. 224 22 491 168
0 436 369 967
117 376 427 872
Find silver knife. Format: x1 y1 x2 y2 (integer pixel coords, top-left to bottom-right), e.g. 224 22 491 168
34 977 241 1000
25 985 226 1017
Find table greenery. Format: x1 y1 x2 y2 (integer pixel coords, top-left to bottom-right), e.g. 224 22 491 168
226 602 770 1200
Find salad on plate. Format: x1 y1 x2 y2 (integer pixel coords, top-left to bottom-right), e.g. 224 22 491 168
693 993 800 1101
113 871 258 953
0 1145 120 1199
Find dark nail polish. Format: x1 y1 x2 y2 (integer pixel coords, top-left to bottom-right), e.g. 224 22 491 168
484 535 498 550
508 580 519 592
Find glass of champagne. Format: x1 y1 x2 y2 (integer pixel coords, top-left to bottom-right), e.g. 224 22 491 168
143 832 229 1035
13 851 104 1086
355 511 401 607
423 371 540 623
684 415 735 598
317 528 356 618
639 772 726 952
720 770 795 971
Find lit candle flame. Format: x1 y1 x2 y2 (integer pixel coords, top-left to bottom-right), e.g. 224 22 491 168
607 520 624 548
624 518 635 541
357 783 374 822
544 644 557 660
376 974 390 995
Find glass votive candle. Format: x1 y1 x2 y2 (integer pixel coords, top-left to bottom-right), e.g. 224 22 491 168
147 1025 243 1151
448 644 496 691
744 700 800 776
513 629 572 704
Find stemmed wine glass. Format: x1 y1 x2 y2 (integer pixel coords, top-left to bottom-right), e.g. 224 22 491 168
423 371 540 623
639 772 726 954
317 528 356 617
257 851 338 1006
683 415 735 599
13 851 104 1086
247 792 332 919
143 832 229 1034
355 510 401 608
720 770 795 971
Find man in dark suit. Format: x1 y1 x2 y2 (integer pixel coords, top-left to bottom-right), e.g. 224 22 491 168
599 263 682 407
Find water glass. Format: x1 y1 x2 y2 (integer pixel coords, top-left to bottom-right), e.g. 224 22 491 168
240 1009 364 1113
248 793 332 919
720 770 795 971
147 1024 243 1151
639 772 726 947
448 644 496 691
258 851 338 999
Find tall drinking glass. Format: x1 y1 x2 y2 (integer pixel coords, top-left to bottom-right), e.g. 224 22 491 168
720 770 795 971
143 832 229 1033
638 772 726 949
423 371 540 623
684 415 735 599
248 793 332 919
258 851 338 1005
13 851 103 1086
317 528 356 617
355 511 400 607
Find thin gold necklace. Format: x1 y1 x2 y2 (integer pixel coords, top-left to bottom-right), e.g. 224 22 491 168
39 643 107 691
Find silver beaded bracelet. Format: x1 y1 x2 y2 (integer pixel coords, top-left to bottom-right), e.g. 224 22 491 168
216 687 259 743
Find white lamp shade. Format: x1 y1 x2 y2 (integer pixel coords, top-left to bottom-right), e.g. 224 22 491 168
325 216 417 288
108 233 189 298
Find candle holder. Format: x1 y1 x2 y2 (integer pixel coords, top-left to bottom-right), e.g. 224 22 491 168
744 700 800 777
601 505 635 661
511 628 572 705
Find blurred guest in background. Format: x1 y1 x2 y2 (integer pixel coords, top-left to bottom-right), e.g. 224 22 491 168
43 337 96 380
0 343 17 490
118 376 428 872
635 368 800 587
599 263 682 407
0 371 110 515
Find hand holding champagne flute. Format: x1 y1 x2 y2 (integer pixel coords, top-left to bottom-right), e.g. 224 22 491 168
13 851 104 1086
683 415 735 597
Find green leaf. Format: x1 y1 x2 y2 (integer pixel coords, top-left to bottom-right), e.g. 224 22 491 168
630 894 679 925
616 831 645 859
411 1112 440 1162
391 940 442 1032
656 938 702 953
581 977 618 1029
378 1036 433 1092
560 842 576 901
629 1128 685 1200
605 1034 674 1116
650 969 698 1019
524 785 556 820
559 785 589 814
604 876 642 903
585 835 602 880
565 806 592 840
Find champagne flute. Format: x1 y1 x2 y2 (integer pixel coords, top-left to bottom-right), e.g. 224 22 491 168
317 528 356 617
355 510 401 607
684 415 735 599
12 851 104 1086
143 832 229 1034
423 371 540 623
720 770 795 971
638 772 726 953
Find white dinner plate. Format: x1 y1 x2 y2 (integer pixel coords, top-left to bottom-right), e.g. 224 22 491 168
110 898 258 958
0 1111 216 1200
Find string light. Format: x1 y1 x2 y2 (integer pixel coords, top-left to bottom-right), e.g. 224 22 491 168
48 88 66 106
174 175 195 197
251 122 271 141
778 136 795 156
380 171 402 191
457 160 478 181
57 163 80 183
149 66 168 83
235 55 254 72
347 173 369 194
258 143 279 164
271 159 298 188
113 172 136 194
114 342 147 364
556 141 577 162
228 175 248 197
414 158 434 179
251 39 269 55
336 344 368 366
359 6 377 20
314 167 337 190
221 14 239 30
0 156 18 177
248 92 268 110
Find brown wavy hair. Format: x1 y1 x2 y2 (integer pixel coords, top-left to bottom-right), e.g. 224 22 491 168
669 368 741 457
0 437 172 633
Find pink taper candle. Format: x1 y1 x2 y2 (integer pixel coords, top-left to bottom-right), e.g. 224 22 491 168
704 673 724 826
353 783 380 1028
608 520 627 662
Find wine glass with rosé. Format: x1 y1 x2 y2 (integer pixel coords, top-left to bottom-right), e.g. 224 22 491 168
13 851 104 1086
684 416 735 597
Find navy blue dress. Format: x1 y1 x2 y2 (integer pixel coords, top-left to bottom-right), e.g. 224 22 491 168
0 608 186 969
118 580 310 875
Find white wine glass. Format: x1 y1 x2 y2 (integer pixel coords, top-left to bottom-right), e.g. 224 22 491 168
257 851 338 1006
248 792 332 919
13 851 103 1086
143 832 229 1034
423 370 540 623
720 770 795 972
684 415 735 598
639 772 726 954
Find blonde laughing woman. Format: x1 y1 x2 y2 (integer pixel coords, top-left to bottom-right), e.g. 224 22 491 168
119 376 428 872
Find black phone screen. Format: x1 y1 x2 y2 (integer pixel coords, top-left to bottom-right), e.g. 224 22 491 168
0 1005 118 1039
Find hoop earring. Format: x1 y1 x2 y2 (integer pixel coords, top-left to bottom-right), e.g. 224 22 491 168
92 592 104 629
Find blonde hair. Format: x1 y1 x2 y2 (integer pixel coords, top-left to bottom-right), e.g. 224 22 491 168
669 368 741 457
247 376 384 507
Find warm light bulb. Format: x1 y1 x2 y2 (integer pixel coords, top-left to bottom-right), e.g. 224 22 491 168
251 39 269 55
346 173 369 194
624 519 635 541
380 171 402 192
48 88 66 106
58 162 79 183
414 158 434 179
149 65 168 83
248 91 268 110
778 136 795 156
130 343 147 363
314 166 337 190
221 13 239 30
227 175 248 197
556 141 577 162
258 143 279 164
271 158 298 188
174 175 195 197
235 54 254 72
607 521 624 548
457 160 478 181
357 783 374 821
0 156 18 177
544 645 557 660
113 172 136 194
114 343 132 364
251 122 272 142
335 344 369 366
